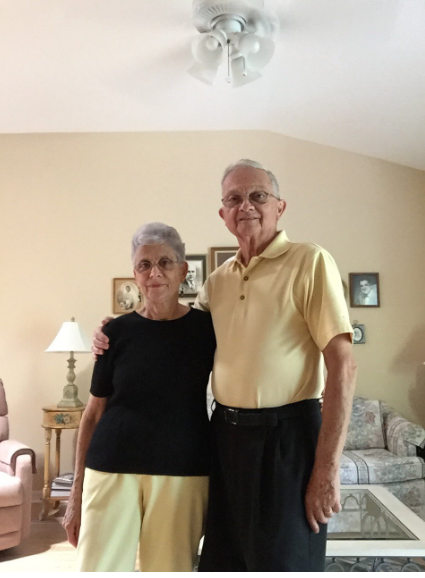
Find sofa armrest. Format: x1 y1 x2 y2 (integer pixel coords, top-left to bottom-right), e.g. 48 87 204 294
382 402 425 457
0 440 37 475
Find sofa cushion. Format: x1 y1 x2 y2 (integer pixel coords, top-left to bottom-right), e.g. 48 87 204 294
0 505 23 536
339 452 361 484
344 397 385 450
382 402 425 457
341 449 425 485
0 529 21 550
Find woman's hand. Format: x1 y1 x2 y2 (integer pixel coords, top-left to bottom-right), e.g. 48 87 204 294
63 491 82 548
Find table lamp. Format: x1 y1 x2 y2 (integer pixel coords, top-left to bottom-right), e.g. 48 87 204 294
45 317 91 408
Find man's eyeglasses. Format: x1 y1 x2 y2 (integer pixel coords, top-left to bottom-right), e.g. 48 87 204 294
221 191 280 208
135 258 180 274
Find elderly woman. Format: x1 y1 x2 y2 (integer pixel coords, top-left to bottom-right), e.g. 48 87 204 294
63 223 216 572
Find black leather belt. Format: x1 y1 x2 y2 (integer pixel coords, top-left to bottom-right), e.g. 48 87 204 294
213 399 320 427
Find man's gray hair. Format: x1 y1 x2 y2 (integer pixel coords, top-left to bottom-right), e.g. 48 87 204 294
131 222 186 263
221 159 280 199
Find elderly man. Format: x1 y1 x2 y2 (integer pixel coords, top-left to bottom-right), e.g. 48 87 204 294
93 159 356 572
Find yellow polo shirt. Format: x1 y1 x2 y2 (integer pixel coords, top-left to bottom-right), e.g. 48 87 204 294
196 231 353 408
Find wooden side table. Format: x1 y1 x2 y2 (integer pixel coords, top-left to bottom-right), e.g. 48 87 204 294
40 404 85 521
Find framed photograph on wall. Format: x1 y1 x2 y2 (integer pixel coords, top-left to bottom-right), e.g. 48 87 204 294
179 255 207 297
349 273 380 308
352 323 366 344
210 247 239 272
112 278 143 314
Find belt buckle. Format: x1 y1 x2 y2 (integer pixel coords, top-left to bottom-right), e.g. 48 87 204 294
224 408 239 425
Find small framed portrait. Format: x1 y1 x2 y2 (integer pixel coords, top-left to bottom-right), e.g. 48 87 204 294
349 273 380 308
352 323 366 344
113 278 143 314
210 247 239 272
179 255 207 297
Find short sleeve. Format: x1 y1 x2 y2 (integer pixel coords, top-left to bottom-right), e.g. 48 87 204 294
90 323 115 398
303 248 353 351
194 277 211 312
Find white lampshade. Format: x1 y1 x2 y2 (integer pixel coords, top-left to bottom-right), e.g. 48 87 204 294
45 318 91 353
238 35 275 71
191 31 226 67
237 33 261 57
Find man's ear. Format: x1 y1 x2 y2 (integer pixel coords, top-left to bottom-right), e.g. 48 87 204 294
219 207 225 220
277 200 286 220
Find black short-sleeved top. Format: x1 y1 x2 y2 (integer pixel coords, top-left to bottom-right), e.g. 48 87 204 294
85 308 216 476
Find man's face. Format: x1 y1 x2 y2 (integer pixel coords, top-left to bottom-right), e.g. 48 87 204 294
360 280 371 295
187 265 196 280
219 166 285 243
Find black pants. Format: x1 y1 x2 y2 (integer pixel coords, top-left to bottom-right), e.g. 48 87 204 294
198 399 327 572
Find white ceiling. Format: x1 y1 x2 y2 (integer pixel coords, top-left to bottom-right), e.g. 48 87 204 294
1 0 425 170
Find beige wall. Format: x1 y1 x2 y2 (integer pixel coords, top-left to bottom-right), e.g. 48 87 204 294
1 131 424 487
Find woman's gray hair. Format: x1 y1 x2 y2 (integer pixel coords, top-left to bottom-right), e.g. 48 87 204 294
131 222 186 263
221 159 280 199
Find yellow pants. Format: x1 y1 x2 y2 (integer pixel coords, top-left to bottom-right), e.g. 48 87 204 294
77 468 209 572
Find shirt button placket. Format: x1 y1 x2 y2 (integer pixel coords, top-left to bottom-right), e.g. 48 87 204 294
240 274 248 300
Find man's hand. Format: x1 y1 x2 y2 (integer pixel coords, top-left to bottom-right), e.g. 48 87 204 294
91 317 113 360
305 468 341 533
63 492 82 548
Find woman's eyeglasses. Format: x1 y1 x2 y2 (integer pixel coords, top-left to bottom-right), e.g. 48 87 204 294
135 258 179 274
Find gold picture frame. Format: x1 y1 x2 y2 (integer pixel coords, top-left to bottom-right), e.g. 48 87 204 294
112 278 143 315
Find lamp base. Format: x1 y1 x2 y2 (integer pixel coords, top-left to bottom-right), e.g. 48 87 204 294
57 385 84 408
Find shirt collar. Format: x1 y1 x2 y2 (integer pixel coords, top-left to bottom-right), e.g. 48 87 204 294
232 230 292 269
260 230 292 259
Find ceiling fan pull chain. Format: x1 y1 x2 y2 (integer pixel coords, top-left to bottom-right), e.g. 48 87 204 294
227 39 231 83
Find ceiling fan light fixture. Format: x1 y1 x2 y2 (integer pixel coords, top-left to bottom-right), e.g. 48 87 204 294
211 14 245 35
242 35 275 71
207 28 228 47
205 37 219 50
190 0 278 87
237 33 261 56
191 32 224 67
230 56 262 87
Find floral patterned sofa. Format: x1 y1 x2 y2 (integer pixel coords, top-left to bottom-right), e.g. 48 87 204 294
340 397 425 519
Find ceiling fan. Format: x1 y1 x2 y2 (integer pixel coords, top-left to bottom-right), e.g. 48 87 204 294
189 0 279 87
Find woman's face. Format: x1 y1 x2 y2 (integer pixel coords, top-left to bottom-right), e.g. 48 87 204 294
133 244 188 304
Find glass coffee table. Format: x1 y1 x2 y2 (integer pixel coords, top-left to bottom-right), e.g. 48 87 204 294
326 485 425 571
